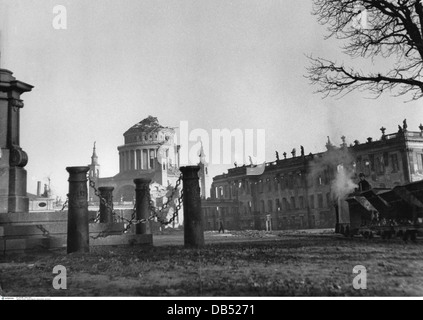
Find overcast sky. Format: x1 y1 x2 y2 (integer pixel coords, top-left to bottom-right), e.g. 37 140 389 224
1 0 422 199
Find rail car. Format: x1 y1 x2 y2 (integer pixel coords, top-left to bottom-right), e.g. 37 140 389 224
339 180 423 241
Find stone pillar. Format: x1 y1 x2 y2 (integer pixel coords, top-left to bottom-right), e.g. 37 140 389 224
130 149 135 170
66 166 90 254
0 69 33 214
122 151 125 172
147 149 151 169
119 152 123 173
136 149 141 170
128 150 132 170
123 151 127 172
180 166 204 248
134 178 151 235
120 151 124 172
98 186 114 223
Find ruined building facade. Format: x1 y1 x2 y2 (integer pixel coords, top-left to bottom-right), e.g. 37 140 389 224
201 122 423 231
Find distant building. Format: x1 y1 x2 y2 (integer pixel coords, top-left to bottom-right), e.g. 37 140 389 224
28 193 55 212
28 181 55 212
88 116 186 227
202 122 423 231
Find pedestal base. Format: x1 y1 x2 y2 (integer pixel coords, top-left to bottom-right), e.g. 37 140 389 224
0 167 29 213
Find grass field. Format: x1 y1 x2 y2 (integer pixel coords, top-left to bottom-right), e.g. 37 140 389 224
1 230 422 297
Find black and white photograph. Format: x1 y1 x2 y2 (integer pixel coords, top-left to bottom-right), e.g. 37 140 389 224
0 0 423 304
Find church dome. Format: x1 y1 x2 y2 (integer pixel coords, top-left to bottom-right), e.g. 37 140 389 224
123 116 174 145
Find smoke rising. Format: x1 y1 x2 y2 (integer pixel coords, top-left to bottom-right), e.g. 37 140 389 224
308 147 358 201
333 164 358 200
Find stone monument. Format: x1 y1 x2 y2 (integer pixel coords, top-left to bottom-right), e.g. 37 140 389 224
0 68 33 213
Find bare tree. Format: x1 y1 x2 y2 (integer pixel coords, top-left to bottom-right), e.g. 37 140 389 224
307 0 423 100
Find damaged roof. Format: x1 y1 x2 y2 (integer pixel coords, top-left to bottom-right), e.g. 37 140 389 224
124 115 173 136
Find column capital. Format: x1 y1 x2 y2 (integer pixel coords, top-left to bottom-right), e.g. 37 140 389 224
134 178 152 190
0 69 34 95
66 166 90 182
180 166 200 179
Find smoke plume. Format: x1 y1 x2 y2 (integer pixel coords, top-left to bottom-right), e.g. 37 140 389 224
332 164 358 200
308 147 358 201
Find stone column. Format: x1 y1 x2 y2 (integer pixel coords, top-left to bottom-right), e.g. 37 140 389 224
133 149 137 170
134 178 151 235
119 152 123 173
98 186 114 223
121 151 125 172
147 149 151 169
0 69 33 214
122 150 126 171
128 150 131 170
125 150 130 171
130 149 135 170
136 149 141 170
152 149 157 169
180 166 204 248
66 166 90 254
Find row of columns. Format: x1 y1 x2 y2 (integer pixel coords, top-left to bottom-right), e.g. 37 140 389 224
66 166 204 254
119 148 157 172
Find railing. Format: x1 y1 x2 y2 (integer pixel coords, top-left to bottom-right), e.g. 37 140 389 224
384 131 423 140
405 131 423 138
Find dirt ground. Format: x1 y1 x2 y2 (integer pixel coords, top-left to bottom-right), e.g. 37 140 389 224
1 229 423 297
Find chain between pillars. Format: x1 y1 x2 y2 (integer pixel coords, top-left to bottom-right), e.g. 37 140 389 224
87 174 184 239
98 186 114 223
66 166 191 244
89 178 118 223
147 174 183 226
60 196 69 212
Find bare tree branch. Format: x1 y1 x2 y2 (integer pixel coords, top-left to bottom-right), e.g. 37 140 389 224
307 0 423 100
